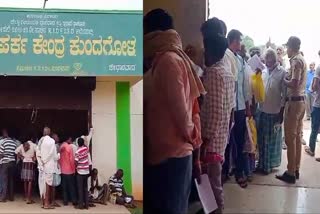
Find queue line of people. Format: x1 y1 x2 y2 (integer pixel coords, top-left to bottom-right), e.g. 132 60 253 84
0 127 135 210
144 8 309 214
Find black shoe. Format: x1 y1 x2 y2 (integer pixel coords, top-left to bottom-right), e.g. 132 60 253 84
295 171 300 179
276 172 296 184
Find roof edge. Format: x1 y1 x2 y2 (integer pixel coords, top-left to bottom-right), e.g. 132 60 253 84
0 7 143 15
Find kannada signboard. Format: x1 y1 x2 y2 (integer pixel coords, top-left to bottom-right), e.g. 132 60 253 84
0 8 142 76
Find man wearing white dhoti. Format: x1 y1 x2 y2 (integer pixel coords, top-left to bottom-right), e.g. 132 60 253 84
38 127 59 210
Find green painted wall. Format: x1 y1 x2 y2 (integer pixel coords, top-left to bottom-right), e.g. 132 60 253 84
116 82 132 194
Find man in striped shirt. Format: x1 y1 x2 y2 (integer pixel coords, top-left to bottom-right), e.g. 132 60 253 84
0 131 4 199
0 129 18 202
75 138 92 209
108 169 135 208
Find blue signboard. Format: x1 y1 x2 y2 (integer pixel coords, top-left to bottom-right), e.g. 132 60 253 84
0 8 142 76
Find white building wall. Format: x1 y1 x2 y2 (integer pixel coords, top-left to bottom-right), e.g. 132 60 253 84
92 77 143 200
92 78 117 181
130 80 143 200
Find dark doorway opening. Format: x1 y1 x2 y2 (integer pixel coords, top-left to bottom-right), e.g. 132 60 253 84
0 109 89 196
0 109 88 142
0 76 95 198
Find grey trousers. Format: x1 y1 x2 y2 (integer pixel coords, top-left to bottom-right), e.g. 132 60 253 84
207 161 224 209
306 93 315 118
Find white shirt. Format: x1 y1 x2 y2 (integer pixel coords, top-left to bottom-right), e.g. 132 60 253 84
312 66 320 108
259 65 286 114
15 141 36 163
71 144 77 157
73 128 93 166
192 63 204 77
54 144 61 174
88 175 103 199
40 135 59 174
223 48 238 81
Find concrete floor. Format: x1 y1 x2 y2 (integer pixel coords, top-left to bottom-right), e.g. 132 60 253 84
224 120 320 213
0 198 130 214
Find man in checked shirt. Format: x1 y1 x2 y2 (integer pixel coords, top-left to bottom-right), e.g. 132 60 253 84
201 34 236 213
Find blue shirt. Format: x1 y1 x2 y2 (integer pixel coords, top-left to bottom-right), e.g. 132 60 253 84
306 70 315 94
234 54 250 111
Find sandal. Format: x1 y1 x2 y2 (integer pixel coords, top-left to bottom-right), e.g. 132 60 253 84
42 206 55 209
305 147 315 157
236 178 248 188
316 158 320 162
27 200 35 204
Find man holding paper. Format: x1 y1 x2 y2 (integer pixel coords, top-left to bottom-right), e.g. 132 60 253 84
201 29 235 213
255 48 286 175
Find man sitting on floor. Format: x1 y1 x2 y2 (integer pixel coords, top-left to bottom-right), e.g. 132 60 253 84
108 169 135 208
88 168 108 205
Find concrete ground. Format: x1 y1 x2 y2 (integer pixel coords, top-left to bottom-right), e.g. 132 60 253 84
0 197 130 214
224 120 320 213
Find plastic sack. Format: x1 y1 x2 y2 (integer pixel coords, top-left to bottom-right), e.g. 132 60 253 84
251 72 265 102
243 117 257 153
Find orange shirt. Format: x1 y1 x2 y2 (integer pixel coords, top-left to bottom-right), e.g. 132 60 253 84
144 51 197 165
59 142 75 174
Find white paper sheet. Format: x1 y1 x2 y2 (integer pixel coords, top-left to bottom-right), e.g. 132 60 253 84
195 174 218 214
247 54 265 71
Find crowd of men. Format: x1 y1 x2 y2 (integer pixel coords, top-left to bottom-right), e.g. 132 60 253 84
144 8 318 214
0 127 135 210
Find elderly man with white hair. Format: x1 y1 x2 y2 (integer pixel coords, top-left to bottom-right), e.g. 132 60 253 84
256 48 287 175
276 46 286 68
37 127 60 209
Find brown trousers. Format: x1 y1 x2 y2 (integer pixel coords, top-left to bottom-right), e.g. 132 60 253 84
207 161 223 210
284 101 305 175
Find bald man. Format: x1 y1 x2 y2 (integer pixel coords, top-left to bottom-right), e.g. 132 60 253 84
38 127 60 209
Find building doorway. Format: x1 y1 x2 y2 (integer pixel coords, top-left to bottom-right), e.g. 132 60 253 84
0 109 88 142
0 76 95 197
